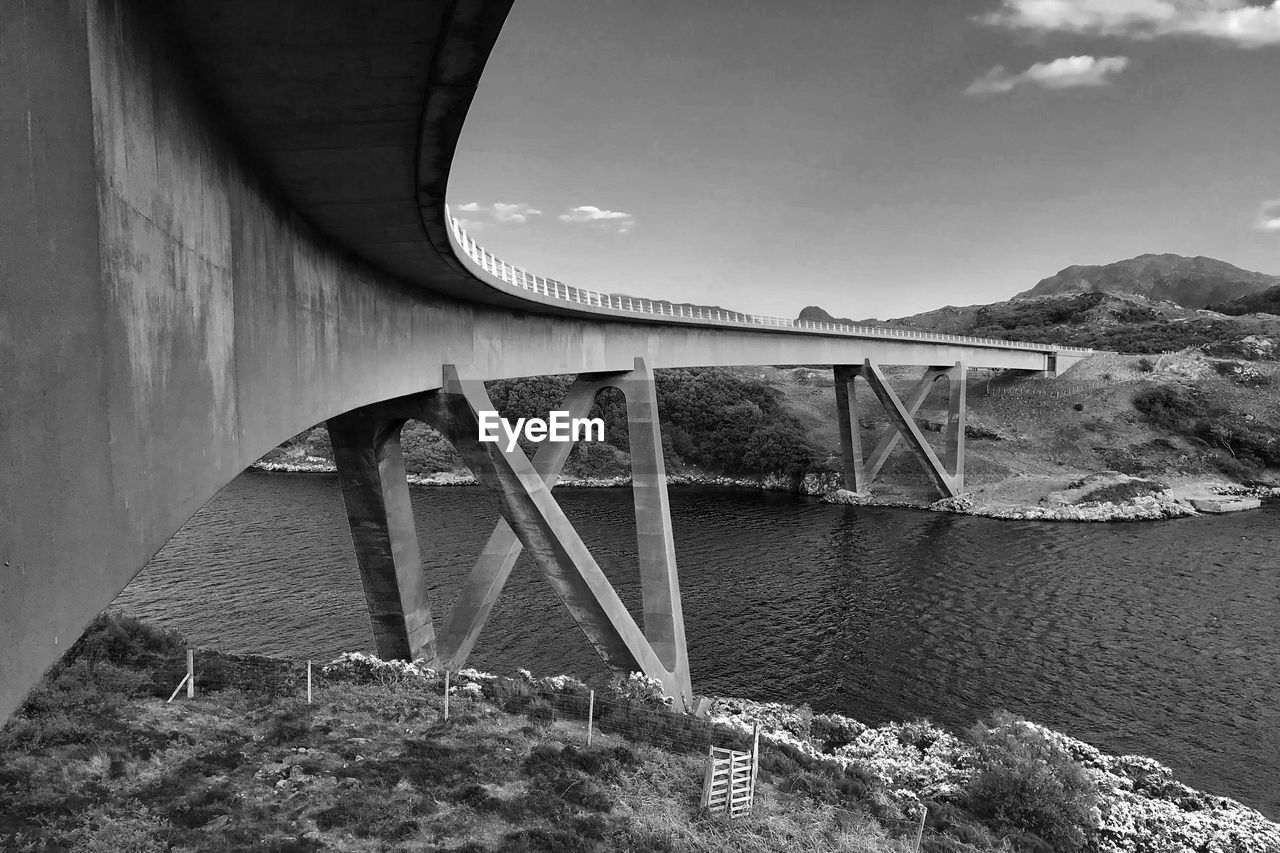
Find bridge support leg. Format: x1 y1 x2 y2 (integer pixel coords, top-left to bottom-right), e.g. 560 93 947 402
433 371 620 670
834 367 867 492
421 360 692 709
327 361 693 707
833 360 967 499
434 360 692 700
328 409 437 661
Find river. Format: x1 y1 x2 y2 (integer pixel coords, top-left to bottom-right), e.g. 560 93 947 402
113 471 1280 818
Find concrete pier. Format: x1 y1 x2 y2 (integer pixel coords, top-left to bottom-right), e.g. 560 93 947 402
834 360 968 498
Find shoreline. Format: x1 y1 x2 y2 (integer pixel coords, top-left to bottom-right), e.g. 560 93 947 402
338 653 1280 851
250 460 1275 523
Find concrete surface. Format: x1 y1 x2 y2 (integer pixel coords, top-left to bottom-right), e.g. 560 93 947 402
0 0 1069 720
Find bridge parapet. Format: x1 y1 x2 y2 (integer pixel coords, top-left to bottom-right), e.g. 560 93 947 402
447 213 1095 361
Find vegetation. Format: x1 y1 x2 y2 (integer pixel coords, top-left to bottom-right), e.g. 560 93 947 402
1 614 1132 853
484 368 818 479
964 713 1099 853
1205 285 1280 316
1074 480 1166 505
898 293 1278 358
1132 386 1280 471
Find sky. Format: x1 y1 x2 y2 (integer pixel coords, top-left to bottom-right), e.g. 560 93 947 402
447 0 1280 320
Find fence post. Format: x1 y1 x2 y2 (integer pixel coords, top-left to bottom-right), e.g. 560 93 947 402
751 722 760 799
587 690 595 747
186 649 194 699
443 669 450 723
914 806 927 852
306 660 312 704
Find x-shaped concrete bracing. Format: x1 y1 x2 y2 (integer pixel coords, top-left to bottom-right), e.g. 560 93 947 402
834 360 968 498
327 358 692 710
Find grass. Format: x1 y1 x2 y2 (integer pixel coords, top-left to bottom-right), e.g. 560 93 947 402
0 615 1112 852
0 678 913 852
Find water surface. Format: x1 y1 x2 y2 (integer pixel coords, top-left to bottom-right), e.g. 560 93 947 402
115 472 1280 817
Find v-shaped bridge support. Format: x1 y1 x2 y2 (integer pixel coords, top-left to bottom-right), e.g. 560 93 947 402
327 358 692 710
834 359 967 499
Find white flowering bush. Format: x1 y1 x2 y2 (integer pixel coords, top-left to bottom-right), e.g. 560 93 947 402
320 652 435 687
836 720 975 802
607 672 670 707
455 667 496 683
453 681 484 700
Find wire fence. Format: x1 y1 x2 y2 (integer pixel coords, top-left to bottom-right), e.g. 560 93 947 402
38 646 973 852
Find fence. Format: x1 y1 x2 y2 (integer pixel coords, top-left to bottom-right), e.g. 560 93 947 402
446 211 1093 360
51 646 959 851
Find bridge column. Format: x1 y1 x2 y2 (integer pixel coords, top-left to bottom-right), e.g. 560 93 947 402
434 372 620 670
614 359 692 700
833 361 967 499
945 363 967 493
417 363 692 710
327 408 436 662
833 365 867 492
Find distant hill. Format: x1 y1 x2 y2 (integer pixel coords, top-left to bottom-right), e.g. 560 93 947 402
1016 254 1280 309
1205 285 1280 317
800 271 1280 358
798 305 877 326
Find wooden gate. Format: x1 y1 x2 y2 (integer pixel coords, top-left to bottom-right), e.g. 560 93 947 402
701 746 755 818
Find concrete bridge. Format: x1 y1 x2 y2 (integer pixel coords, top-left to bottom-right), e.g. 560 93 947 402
0 0 1089 719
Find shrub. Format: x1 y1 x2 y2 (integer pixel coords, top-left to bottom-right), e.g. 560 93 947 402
484 676 534 714
962 713 1098 853
1132 386 1206 431
1076 480 1165 504
525 698 555 726
1135 357 1155 373
606 672 670 708
810 713 866 753
63 612 185 672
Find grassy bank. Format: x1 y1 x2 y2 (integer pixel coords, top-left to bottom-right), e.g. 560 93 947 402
5 615 1276 852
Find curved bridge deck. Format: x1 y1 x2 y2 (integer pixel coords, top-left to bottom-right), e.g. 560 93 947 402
1 0 1086 719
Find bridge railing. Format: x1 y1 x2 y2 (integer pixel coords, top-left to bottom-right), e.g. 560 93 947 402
445 211 1093 356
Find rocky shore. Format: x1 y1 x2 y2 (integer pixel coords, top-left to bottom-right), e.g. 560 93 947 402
824 488 1200 522
340 655 1280 853
252 460 1272 523
702 694 1280 853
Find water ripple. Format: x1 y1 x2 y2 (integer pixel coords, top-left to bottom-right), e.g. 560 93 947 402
114 473 1280 818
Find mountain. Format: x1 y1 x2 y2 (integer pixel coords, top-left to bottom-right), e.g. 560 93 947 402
798 305 877 326
1015 254 1280 309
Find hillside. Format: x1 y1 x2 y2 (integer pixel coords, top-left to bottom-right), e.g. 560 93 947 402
1015 254 1280 308
808 291 1280 358
1206 284 1280 317
764 352 1280 509
4 613 1278 852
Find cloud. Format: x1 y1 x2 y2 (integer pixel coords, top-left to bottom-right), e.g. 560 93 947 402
452 201 542 224
1257 199 1280 231
981 1 1280 48
558 205 636 234
491 202 542 224
965 55 1130 94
